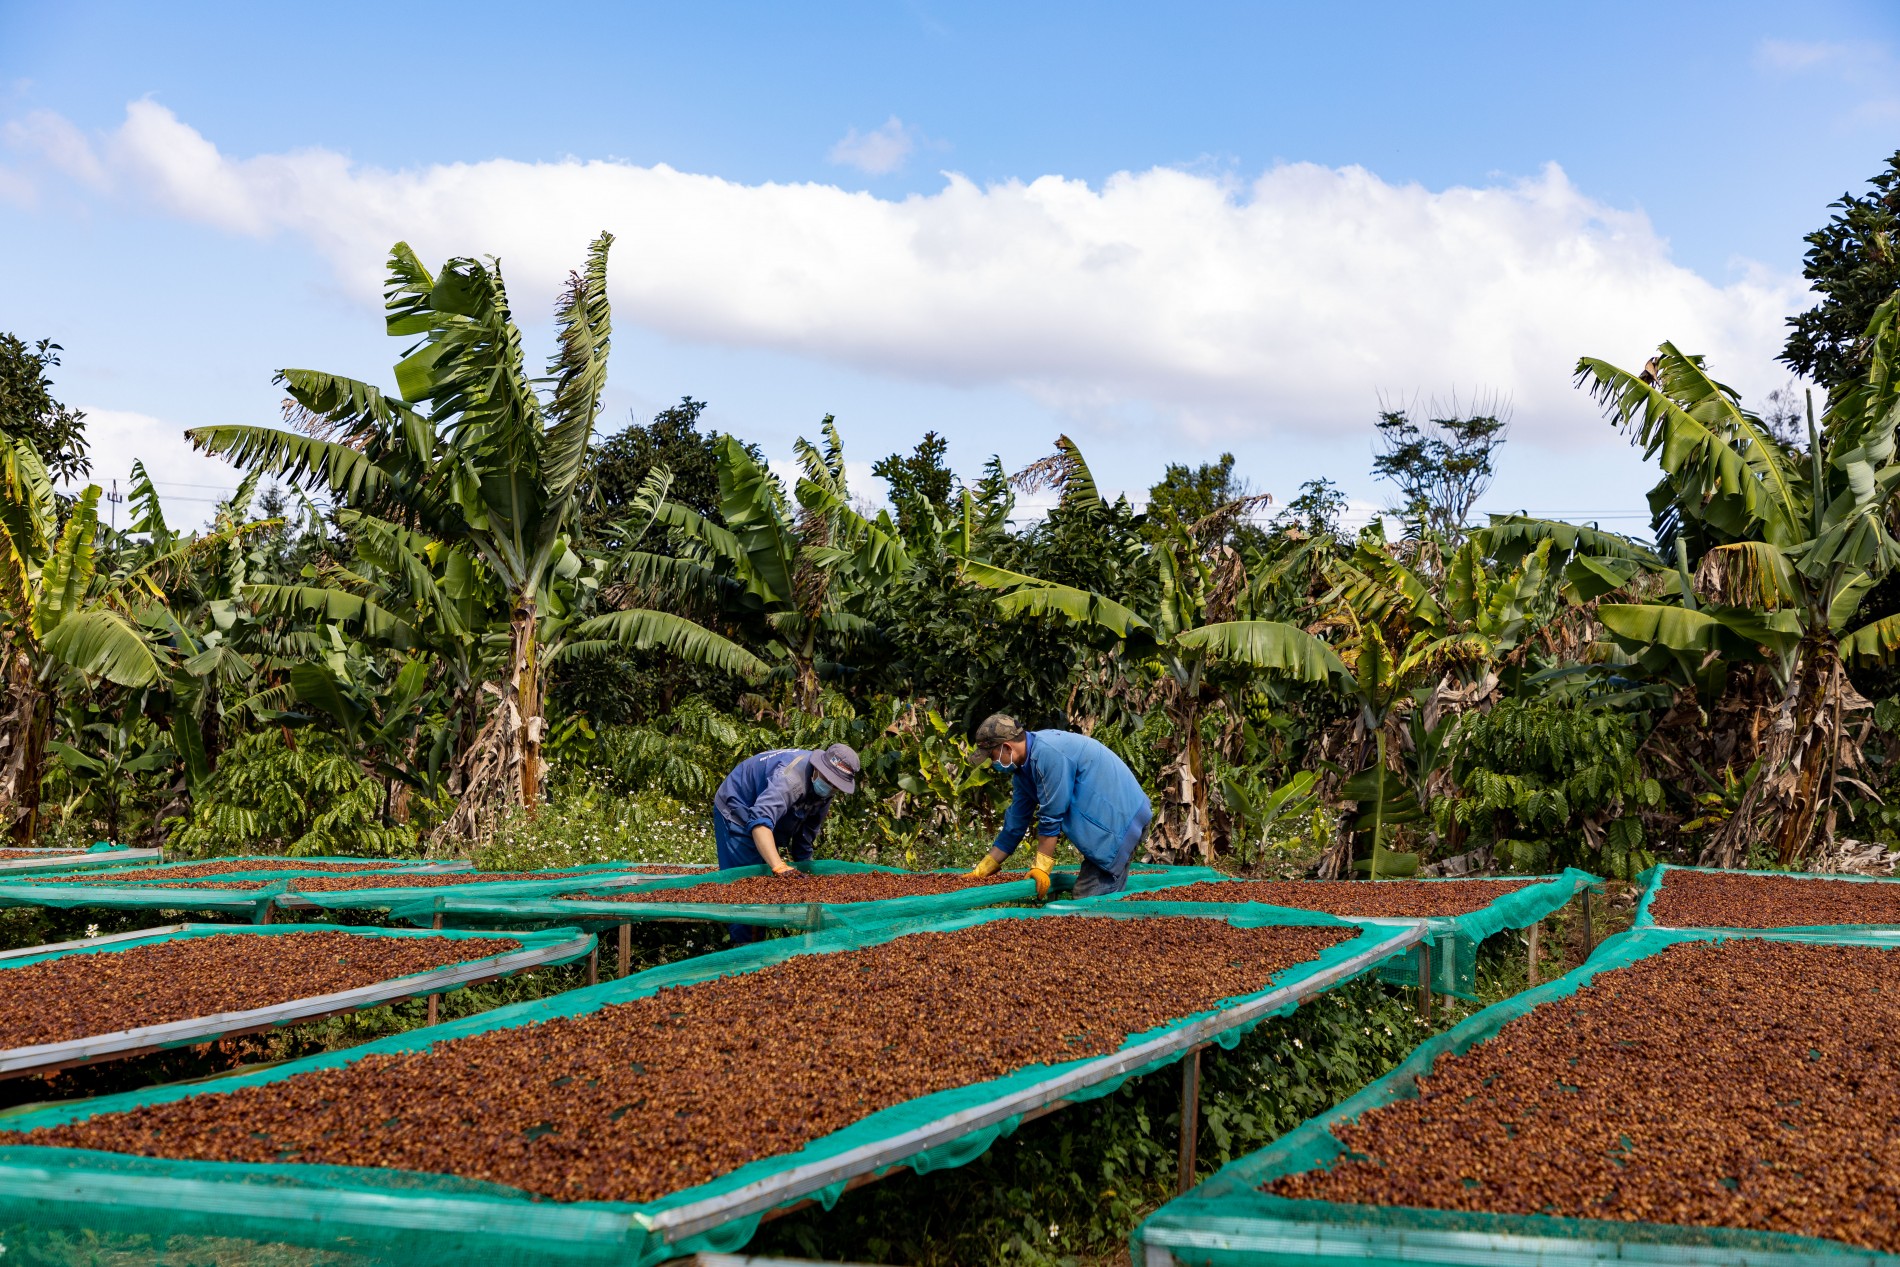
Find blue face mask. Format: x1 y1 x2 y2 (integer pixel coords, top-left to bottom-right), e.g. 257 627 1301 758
811 775 834 799
991 759 1019 774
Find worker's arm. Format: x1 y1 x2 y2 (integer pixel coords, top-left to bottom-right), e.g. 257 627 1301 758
751 825 796 875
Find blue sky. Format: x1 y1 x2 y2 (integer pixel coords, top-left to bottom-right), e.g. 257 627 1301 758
2 1 1897 530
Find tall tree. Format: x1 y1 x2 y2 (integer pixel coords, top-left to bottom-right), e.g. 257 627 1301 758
0 440 171 840
1371 395 1509 544
0 336 89 484
644 420 910 713
581 397 723 543
1782 148 1900 391
873 431 958 543
1578 295 1900 866
192 234 760 843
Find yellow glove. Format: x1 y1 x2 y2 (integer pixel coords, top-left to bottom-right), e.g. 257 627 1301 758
968 853 1002 879
1029 853 1054 900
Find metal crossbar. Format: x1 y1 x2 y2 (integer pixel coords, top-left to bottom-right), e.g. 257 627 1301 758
0 926 594 1079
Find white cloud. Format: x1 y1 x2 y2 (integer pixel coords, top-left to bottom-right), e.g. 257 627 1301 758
5 107 107 188
70 407 244 523
24 103 1806 449
828 115 916 174
1754 38 1857 72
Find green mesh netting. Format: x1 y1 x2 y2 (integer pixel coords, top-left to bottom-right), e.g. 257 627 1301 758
1069 869 1596 1000
0 923 593 1061
385 858 1190 932
1134 924 1900 1267
0 862 653 921
0 843 160 876
1633 862 1900 933
0 904 1418 1266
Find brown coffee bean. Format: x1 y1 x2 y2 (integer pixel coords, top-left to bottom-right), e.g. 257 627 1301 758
1139 878 1534 918
29 918 1349 1205
1650 869 1900 928
582 873 1015 905
0 932 522 1048
1269 938 1900 1253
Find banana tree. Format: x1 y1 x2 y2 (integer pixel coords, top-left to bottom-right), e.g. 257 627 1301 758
1576 293 1900 865
0 440 169 840
193 235 761 842
638 420 910 713
964 441 1337 861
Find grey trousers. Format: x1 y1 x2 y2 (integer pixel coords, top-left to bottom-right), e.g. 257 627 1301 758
1071 807 1153 899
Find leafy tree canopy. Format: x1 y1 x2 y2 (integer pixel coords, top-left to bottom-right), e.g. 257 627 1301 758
1782 148 1900 390
873 430 959 542
0 335 88 484
1371 395 1509 542
583 397 723 542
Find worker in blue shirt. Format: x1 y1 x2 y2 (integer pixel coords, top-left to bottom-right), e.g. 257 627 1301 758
712 743 861 874
964 713 1152 899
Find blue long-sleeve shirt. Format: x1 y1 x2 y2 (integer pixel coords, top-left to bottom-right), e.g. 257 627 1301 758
713 749 833 860
991 730 1151 870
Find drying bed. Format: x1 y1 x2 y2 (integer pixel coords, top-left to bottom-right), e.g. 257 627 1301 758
1635 863 1900 929
0 845 162 875
392 859 1072 933
0 923 592 1079
1124 877 1535 918
1136 926 1900 1266
576 870 1015 905
0 904 1422 1266
1074 869 1597 1001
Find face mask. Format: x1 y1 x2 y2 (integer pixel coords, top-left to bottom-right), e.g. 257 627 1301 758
812 775 834 799
991 758 1019 773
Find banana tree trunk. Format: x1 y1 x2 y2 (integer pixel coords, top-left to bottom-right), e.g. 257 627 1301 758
1706 634 1850 868
0 654 49 844
513 602 544 811
431 599 542 852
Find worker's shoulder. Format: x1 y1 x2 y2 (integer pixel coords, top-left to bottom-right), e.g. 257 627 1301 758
1030 728 1111 760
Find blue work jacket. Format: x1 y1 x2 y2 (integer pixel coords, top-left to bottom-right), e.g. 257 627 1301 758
991 730 1150 870
713 749 833 857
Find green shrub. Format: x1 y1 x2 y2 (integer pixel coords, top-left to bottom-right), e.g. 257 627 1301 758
168 730 424 858
476 776 713 870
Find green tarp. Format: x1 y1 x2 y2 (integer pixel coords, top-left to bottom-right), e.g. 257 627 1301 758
1135 924 1900 1267
1633 862 1900 932
0 903 1421 1266
1064 868 1596 1000
0 862 665 920
0 843 162 875
387 859 1201 933
0 922 595 1076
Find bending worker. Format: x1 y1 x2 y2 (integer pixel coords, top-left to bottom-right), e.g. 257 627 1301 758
712 743 862 875
965 713 1152 899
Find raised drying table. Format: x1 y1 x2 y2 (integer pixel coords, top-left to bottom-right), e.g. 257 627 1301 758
1634 861 1900 930
1063 867 1599 1000
0 922 593 1079
0 903 1423 1266
1135 923 1900 1267
0 846 164 876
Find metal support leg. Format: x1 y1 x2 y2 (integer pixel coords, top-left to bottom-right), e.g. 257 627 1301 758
619 923 633 978
1415 941 1433 1020
587 946 599 986
1527 919 1542 987
1177 1047 1202 1195
1580 887 1596 957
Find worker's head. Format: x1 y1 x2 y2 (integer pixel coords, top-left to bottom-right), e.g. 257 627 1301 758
809 743 860 798
969 713 1028 769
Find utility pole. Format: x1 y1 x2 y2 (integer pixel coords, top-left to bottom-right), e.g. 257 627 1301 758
106 478 122 533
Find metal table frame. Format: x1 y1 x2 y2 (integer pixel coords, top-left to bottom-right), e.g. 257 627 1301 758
0 923 594 1078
